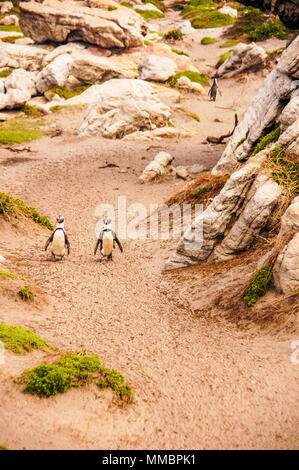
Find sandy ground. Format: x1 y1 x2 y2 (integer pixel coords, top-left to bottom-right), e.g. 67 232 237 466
0 8 298 450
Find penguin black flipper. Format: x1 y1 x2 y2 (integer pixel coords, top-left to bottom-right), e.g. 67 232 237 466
113 232 123 253
94 233 103 255
45 232 54 251
65 233 71 255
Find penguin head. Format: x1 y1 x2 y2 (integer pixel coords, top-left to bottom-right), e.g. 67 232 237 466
103 215 111 226
56 215 65 228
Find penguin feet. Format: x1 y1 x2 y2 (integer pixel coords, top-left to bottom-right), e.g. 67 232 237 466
100 258 106 264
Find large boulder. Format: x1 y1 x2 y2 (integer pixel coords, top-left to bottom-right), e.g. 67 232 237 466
36 53 74 93
0 42 48 72
217 42 267 78
138 55 177 82
213 37 299 174
273 233 299 294
19 0 148 48
0 69 36 110
78 78 171 139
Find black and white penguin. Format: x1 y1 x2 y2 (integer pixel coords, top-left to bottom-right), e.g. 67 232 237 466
208 77 222 102
45 215 70 261
94 216 123 262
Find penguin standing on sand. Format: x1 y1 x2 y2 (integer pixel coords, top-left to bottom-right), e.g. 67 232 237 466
45 215 70 261
208 77 222 102
94 216 123 263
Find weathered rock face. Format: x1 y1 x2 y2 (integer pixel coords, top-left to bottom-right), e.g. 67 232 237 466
165 35 299 292
0 42 48 72
19 1 148 48
213 36 299 174
0 2 13 15
0 14 19 26
78 79 171 139
138 55 177 82
241 1 299 27
0 69 37 110
217 43 267 78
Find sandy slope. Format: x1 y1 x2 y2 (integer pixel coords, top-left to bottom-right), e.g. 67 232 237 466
0 11 298 450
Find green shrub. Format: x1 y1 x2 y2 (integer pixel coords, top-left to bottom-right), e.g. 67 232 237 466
0 35 25 43
48 85 90 99
171 47 189 56
135 9 164 20
19 353 134 403
220 39 240 48
201 36 218 45
167 70 210 87
0 191 53 229
0 25 21 32
0 270 15 279
0 68 12 78
18 285 35 301
120 1 133 7
22 104 38 116
252 125 281 155
0 119 44 146
0 323 51 354
164 29 183 40
216 50 232 68
191 10 236 29
235 137 246 150
248 19 290 42
244 266 272 306
108 6 117 10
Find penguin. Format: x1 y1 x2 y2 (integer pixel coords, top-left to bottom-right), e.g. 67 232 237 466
45 215 70 261
94 216 123 262
208 77 222 102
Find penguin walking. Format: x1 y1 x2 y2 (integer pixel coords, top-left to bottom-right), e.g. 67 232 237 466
94 216 123 263
208 77 222 102
45 215 70 261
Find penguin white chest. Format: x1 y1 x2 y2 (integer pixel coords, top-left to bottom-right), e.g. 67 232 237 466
51 230 66 256
102 232 114 256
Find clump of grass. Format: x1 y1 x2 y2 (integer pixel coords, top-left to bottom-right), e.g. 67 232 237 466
144 39 153 46
0 24 21 32
191 10 236 29
0 445 9 450
252 125 280 156
98 368 134 404
0 191 53 229
248 19 290 42
183 0 217 19
235 137 246 150
244 266 272 306
120 1 133 7
108 5 117 10
216 50 232 68
171 47 189 56
49 105 66 113
0 118 44 146
267 146 299 194
22 104 38 116
167 119 175 127
19 353 134 403
0 270 15 279
192 184 211 197
48 85 90 100
0 323 52 354
220 39 240 48
164 29 183 40
225 8 291 42
167 70 210 87
201 36 218 45
18 285 35 301
0 35 25 43
0 68 12 78
135 9 164 20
